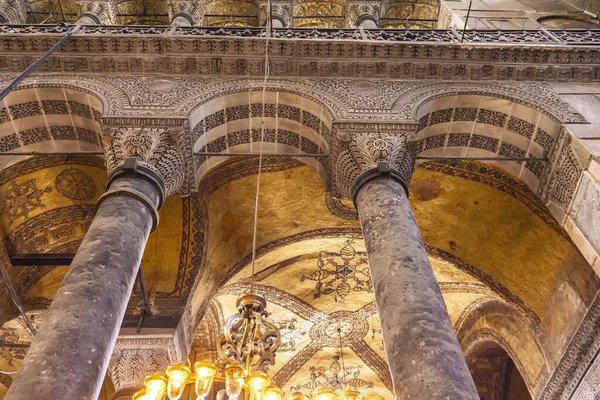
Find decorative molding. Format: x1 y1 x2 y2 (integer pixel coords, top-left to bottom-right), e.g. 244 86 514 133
102 127 187 196
109 334 182 392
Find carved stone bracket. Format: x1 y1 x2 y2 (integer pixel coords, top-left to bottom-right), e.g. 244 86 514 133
102 126 192 197
74 0 117 24
329 130 416 200
109 334 184 395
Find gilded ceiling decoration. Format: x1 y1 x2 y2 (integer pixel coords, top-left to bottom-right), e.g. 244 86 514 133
204 0 261 26
291 0 346 28
379 0 439 28
25 0 79 23
115 0 169 25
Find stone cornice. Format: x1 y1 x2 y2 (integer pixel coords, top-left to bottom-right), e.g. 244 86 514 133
1 26 600 82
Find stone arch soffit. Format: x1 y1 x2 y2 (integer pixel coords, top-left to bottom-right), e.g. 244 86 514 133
18 77 125 115
457 297 548 394
405 83 585 124
178 80 341 120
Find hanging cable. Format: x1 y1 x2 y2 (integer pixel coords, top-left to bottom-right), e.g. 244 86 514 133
249 0 273 292
338 327 347 390
0 258 37 337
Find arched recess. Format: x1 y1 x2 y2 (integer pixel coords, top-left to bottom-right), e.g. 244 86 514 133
457 298 547 396
189 90 334 186
465 340 532 400
0 86 104 171
412 92 591 224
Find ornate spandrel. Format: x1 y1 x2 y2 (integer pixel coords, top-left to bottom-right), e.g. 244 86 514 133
102 127 188 197
75 0 118 24
292 0 347 28
329 131 415 200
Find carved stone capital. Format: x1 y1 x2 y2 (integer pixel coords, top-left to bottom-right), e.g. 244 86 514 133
330 131 415 201
75 0 117 24
109 335 183 394
0 0 27 24
167 0 202 24
102 127 187 197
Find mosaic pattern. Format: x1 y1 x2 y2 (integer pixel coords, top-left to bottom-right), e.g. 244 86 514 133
0 178 52 220
55 168 96 201
300 241 370 303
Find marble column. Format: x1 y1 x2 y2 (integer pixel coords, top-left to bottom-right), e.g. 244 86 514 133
5 127 186 400
332 132 479 399
168 0 199 26
356 15 378 28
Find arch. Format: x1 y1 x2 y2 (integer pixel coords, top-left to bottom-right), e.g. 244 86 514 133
457 298 548 395
188 90 334 185
0 86 105 171
465 339 533 400
400 82 585 123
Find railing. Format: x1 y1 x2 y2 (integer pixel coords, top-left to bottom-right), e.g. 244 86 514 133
1 24 599 45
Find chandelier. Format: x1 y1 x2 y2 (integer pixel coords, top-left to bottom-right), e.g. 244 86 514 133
132 292 284 400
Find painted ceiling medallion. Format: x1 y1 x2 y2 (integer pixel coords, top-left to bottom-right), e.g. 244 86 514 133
301 241 370 303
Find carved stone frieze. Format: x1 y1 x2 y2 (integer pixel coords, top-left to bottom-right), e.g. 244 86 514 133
102 127 188 196
109 334 183 393
12 77 584 126
329 131 415 199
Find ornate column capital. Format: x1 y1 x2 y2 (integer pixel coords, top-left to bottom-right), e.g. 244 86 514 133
102 126 192 198
109 335 184 396
0 0 27 24
330 131 415 202
167 0 202 25
75 0 117 24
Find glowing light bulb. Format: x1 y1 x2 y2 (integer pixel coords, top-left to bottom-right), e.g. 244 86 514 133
143 373 168 400
132 388 148 400
165 364 191 400
246 371 270 400
362 393 385 400
312 387 336 400
263 385 284 400
339 389 361 400
194 360 218 399
290 392 311 400
224 363 247 400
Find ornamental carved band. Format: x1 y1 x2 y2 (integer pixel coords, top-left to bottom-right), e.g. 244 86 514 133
103 127 186 197
0 0 27 24
331 132 415 200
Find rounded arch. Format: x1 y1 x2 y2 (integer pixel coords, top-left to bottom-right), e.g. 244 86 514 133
465 338 533 400
188 90 334 185
457 298 547 396
0 85 106 171
398 82 585 123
